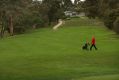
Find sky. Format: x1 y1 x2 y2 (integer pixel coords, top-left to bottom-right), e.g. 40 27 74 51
72 0 85 3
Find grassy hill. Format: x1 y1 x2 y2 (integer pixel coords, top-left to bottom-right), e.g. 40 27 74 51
0 17 119 80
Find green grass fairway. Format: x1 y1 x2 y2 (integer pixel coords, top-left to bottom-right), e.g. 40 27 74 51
0 17 119 80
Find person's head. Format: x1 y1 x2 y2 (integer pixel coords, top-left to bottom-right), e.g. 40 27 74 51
92 36 95 39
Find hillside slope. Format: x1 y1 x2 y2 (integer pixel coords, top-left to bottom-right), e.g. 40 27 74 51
0 17 119 80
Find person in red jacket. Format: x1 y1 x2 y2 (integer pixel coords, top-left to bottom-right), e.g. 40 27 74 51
90 36 97 50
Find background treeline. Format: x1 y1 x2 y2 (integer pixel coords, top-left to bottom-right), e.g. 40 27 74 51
0 0 73 38
1 0 118 38
83 0 119 34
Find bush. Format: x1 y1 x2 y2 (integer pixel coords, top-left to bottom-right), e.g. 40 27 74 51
32 16 46 28
104 19 114 29
103 9 116 29
114 17 119 34
14 27 26 34
13 14 47 34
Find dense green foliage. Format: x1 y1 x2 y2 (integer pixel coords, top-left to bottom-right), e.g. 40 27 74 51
0 0 72 37
0 18 119 80
114 17 119 34
74 0 84 13
83 0 119 33
0 0 32 36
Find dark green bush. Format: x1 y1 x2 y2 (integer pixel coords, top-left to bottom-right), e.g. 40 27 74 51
103 9 117 29
114 17 119 34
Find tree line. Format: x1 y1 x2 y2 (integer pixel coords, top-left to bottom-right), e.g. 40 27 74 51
0 0 73 38
83 0 119 34
1 0 118 38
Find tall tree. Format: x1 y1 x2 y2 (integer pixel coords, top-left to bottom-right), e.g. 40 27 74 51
83 0 119 33
42 0 65 25
74 0 84 12
83 0 99 18
0 0 32 36
61 0 73 11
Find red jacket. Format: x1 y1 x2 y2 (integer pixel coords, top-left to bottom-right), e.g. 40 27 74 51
92 37 95 45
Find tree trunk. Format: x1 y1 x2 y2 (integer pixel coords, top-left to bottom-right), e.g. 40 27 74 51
9 15 14 36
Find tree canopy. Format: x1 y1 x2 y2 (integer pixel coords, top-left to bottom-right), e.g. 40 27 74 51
83 0 119 33
0 0 72 37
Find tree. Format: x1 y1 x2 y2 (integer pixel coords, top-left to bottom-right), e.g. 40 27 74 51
74 0 84 13
61 0 73 11
0 0 32 37
42 0 65 25
83 0 119 33
114 17 119 34
83 0 99 18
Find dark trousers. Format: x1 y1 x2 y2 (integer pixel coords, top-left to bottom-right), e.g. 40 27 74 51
90 44 97 50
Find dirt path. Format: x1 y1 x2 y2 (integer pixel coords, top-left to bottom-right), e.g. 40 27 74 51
53 19 64 30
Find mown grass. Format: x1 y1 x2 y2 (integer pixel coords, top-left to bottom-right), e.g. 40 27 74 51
0 17 119 80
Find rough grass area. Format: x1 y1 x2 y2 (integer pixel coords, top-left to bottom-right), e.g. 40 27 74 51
0 17 119 80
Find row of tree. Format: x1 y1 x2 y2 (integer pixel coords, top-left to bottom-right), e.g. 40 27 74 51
83 0 119 34
0 0 74 38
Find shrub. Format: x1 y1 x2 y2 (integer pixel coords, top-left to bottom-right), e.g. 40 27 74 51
103 9 116 29
114 17 119 34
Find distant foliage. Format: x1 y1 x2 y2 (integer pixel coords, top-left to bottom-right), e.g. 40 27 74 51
83 0 119 34
0 0 69 37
